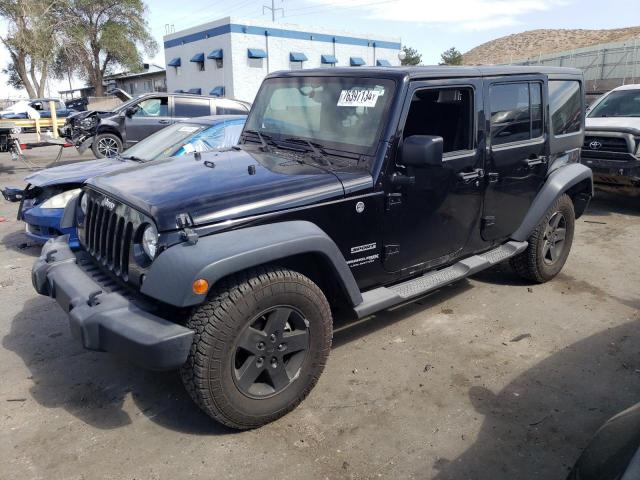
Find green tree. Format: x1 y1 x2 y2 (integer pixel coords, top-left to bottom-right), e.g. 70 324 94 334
2 61 24 90
440 47 463 65
61 0 157 96
400 45 422 66
0 0 60 97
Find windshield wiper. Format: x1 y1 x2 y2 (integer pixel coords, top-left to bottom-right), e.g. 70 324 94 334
283 137 332 166
243 129 276 152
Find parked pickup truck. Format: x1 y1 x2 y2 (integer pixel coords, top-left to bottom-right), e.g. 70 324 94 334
582 84 640 195
32 66 593 429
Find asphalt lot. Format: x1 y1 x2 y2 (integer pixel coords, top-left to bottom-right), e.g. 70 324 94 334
0 144 639 480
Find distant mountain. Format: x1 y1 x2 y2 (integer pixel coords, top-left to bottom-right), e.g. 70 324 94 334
463 27 640 65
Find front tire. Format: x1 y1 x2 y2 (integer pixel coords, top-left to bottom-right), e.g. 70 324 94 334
180 266 333 429
511 194 575 283
92 133 122 158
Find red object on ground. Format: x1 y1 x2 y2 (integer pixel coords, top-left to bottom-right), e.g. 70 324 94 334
20 144 27 150
0 216 7 222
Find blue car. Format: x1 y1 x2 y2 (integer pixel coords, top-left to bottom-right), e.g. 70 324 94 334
7 115 245 248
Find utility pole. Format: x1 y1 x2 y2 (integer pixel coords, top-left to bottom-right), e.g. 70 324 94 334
263 0 283 21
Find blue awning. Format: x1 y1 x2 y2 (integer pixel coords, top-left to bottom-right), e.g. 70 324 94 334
210 86 225 97
321 54 337 64
289 52 308 62
376 59 392 67
208 49 223 60
168 57 181 67
187 88 201 94
174 89 185 93
248 48 267 59
190 53 205 63
350 57 365 66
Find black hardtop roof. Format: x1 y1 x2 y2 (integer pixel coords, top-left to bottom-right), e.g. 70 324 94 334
267 65 583 81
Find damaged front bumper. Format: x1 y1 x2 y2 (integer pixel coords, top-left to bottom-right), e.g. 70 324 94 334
32 236 194 370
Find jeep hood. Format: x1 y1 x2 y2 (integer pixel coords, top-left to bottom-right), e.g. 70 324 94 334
25 158 133 187
586 117 640 136
87 148 373 231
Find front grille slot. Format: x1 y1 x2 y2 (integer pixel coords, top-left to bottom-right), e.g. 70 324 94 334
84 196 134 281
583 136 630 153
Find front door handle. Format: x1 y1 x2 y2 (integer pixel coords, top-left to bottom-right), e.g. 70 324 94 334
159 119 171 124
458 168 484 182
525 156 547 167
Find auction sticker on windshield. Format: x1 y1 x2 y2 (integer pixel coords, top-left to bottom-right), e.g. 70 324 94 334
337 89 383 107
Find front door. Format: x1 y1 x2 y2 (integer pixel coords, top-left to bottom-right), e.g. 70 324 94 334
482 76 548 241
383 79 485 273
124 96 171 145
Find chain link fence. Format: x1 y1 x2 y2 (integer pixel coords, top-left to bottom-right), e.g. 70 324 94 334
508 38 640 95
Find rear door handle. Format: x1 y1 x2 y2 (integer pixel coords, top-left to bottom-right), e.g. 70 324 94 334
525 156 547 167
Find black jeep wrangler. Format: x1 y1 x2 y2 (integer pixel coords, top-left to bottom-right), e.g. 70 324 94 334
32 66 593 429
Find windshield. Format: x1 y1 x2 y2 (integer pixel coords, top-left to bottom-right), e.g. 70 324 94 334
122 119 245 162
588 89 640 118
244 76 395 155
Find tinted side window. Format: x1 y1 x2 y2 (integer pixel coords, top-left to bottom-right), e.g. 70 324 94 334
549 80 582 135
490 83 530 145
174 98 211 117
531 83 543 138
490 82 544 145
216 99 249 114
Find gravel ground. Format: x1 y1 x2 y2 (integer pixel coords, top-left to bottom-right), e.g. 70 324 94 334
0 144 639 480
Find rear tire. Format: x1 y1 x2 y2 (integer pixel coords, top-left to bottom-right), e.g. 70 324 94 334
511 194 575 283
92 133 122 158
180 266 332 430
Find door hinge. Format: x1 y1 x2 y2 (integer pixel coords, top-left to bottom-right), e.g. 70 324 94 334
487 172 499 183
384 244 400 259
386 193 402 211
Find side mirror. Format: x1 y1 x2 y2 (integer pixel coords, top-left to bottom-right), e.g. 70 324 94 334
401 135 444 167
125 105 138 117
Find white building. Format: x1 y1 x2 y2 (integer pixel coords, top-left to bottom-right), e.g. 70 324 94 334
163 17 402 103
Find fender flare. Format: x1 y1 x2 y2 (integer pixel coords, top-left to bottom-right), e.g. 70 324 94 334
511 163 593 242
140 221 363 308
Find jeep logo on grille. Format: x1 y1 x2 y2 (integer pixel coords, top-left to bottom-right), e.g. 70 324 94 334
589 140 602 150
101 197 116 210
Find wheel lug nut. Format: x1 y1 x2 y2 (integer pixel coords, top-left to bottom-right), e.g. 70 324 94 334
257 341 265 350
270 357 278 368
269 334 276 343
277 343 285 351
256 357 264 366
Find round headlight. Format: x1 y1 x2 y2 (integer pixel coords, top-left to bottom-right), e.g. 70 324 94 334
80 193 88 214
142 224 158 260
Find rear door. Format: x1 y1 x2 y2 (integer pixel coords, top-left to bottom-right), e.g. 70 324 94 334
124 96 171 144
482 76 548 241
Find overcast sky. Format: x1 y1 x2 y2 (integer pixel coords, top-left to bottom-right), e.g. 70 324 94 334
2 0 640 98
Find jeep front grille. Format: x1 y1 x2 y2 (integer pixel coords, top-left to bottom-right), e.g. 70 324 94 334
83 194 134 280
583 136 630 153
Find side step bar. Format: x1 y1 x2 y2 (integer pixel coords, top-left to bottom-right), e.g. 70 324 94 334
354 241 528 318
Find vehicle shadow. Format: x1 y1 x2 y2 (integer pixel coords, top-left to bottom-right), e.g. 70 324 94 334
3 296 234 436
5 282 473 436
430 318 640 480
585 191 640 218
1 229 42 257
